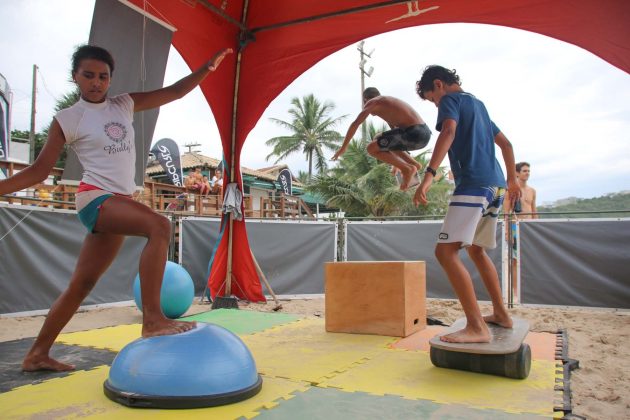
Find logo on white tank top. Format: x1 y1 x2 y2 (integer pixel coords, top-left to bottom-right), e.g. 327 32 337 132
103 121 132 155
104 122 127 143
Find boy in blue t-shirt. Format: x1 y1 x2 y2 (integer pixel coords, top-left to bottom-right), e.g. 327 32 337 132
414 65 521 344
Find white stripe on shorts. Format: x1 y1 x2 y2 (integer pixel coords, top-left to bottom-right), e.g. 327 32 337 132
438 187 504 248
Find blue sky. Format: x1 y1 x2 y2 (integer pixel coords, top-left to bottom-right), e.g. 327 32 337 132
2 0 629 204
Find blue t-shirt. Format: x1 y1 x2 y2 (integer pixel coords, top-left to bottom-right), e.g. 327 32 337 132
436 92 506 190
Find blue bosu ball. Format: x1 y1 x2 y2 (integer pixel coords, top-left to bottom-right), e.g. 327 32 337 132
104 323 262 408
133 261 195 319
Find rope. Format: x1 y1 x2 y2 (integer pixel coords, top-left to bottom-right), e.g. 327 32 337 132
0 207 35 242
0 191 54 241
143 0 177 28
136 0 149 202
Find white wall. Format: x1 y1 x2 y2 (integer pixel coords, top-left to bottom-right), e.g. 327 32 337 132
248 187 269 211
9 140 29 163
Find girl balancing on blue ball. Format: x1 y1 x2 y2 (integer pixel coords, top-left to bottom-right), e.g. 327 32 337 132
0 45 232 372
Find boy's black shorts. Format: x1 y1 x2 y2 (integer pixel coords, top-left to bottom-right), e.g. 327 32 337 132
376 123 431 152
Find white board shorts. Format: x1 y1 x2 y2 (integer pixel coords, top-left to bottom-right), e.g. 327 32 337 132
438 186 505 249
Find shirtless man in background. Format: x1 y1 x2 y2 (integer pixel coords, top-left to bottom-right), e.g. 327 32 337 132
504 162 537 218
332 87 431 190
504 161 537 300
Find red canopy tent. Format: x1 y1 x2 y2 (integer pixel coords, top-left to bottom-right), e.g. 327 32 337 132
126 0 630 302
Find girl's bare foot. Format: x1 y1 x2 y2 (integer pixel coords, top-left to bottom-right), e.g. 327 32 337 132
399 166 419 191
483 313 513 328
142 319 197 338
22 355 75 372
440 325 491 343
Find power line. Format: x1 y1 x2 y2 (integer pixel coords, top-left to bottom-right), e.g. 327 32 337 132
36 67 60 101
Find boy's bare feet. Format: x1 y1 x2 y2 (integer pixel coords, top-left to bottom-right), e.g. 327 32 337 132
142 319 197 338
440 325 491 343
399 166 419 190
22 355 75 372
483 313 514 328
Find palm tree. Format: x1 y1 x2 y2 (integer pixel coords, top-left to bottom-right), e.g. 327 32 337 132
296 170 311 185
53 89 80 112
266 94 347 180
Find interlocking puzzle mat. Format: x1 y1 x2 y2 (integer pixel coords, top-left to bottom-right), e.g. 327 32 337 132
0 309 564 419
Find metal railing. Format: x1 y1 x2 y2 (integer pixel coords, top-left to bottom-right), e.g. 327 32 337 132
0 161 315 219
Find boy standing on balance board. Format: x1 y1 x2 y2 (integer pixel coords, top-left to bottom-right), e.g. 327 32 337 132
414 65 521 343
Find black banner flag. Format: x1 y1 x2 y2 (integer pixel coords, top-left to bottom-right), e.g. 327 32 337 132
150 138 184 187
277 168 292 195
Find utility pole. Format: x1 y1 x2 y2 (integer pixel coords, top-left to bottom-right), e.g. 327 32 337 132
184 142 201 154
29 64 38 164
357 41 374 141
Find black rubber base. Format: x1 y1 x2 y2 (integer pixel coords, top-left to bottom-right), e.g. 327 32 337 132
430 343 531 379
211 296 239 309
103 374 263 409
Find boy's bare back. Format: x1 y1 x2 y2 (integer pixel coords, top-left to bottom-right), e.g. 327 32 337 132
366 96 424 128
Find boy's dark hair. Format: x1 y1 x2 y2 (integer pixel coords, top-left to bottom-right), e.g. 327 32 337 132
516 162 530 172
416 65 461 99
72 45 115 75
363 87 380 101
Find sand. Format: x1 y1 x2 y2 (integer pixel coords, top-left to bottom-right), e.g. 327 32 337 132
1 298 628 419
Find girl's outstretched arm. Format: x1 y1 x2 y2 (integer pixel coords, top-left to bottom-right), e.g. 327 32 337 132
0 119 66 196
130 48 233 112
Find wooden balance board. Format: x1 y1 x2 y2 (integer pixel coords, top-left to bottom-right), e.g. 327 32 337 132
429 317 529 354
428 317 531 379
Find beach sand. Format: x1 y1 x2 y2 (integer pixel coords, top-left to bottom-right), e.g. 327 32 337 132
1 298 628 419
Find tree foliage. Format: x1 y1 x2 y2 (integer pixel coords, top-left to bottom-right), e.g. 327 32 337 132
10 129 47 161
296 170 310 185
266 94 347 180
538 192 630 218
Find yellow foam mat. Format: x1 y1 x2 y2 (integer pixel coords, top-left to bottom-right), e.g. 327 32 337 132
0 366 309 419
319 348 558 416
58 324 142 352
46 317 558 417
242 318 396 383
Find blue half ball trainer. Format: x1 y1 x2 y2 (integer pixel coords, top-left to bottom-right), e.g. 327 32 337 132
133 261 195 319
104 323 262 408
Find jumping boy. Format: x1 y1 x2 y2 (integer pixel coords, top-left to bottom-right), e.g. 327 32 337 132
332 87 431 190
413 65 520 343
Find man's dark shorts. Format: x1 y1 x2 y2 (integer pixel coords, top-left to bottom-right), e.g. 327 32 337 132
376 123 431 152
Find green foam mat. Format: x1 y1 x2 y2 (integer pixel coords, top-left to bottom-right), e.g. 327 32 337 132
250 386 547 420
182 308 301 334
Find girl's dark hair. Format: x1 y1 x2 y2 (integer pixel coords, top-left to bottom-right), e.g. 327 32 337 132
416 65 461 99
71 45 115 75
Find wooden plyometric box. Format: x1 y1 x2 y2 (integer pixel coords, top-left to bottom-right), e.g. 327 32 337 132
325 261 426 337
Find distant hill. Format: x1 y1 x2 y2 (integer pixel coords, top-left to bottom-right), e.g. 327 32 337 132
538 191 630 218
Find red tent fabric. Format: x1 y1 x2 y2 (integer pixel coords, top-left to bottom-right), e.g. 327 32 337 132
127 0 630 302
